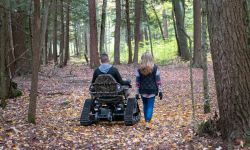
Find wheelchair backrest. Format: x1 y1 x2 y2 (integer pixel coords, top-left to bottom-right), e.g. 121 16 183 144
92 74 121 95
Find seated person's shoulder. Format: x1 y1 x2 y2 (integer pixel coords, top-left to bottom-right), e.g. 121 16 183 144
108 66 119 72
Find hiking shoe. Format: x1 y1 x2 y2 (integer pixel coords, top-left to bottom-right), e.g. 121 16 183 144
145 122 152 130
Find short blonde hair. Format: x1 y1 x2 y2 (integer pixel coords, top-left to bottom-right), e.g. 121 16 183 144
139 52 154 75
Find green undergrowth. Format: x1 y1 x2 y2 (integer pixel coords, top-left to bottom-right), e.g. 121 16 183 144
70 38 178 66
117 38 178 65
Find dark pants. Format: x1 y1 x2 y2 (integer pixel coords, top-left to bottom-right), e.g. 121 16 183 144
141 96 155 122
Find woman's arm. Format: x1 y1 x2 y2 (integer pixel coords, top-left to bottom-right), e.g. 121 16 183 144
135 69 140 94
156 68 162 92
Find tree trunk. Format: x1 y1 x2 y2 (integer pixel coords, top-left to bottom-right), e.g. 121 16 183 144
12 7 29 75
144 5 154 58
48 41 52 60
99 0 107 54
207 0 250 140
29 0 33 58
44 21 49 63
133 0 142 64
172 0 189 61
125 0 133 64
59 0 64 67
74 22 79 56
28 0 41 124
144 27 148 41
41 0 51 65
193 0 202 68
84 31 89 64
8 9 15 78
0 6 10 108
114 0 121 64
63 0 70 66
151 3 165 40
47 3 52 61
201 0 210 113
172 9 181 56
88 0 100 68
162 8 168 39
53 0 58 65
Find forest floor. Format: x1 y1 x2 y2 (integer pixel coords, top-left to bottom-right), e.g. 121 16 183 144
0 60 227 149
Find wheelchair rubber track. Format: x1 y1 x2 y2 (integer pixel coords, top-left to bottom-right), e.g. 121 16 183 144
124 98 140 126
80 99 93 126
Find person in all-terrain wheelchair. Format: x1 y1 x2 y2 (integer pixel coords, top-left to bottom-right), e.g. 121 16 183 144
91 53 131 96
80 53 140 126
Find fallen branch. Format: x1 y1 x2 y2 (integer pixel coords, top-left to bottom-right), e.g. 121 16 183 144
7 49 29 68
43 92 71 96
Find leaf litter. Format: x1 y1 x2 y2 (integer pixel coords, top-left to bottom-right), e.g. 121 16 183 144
0 62 227 149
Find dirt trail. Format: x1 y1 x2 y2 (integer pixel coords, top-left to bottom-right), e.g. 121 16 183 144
0 63 224 149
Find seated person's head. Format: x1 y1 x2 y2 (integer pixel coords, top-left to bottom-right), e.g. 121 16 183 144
100 53 109 64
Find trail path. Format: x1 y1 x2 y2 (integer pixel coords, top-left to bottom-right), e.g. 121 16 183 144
0 62 225 149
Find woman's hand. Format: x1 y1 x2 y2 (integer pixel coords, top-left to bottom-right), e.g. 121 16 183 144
135 94 140 100
159 92 163 100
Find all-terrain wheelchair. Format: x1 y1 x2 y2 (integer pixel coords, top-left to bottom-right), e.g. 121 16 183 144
80 74 141 126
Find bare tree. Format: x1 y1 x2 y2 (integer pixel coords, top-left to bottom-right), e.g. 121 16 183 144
59 0 64 67
41 0 51 65
162 8 169 39
0 5 10 108
53 0 58 65
88 0 100 68
133 0 142 64
63 0 70 66
172 0 189 60
99 0 107 54
207 0 250 140
28 0 41 123
114 0 121 64
201 0 210 113
193 0 202 68
125 0 132 64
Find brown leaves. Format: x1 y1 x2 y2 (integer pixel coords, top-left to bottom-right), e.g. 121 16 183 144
0 63 227 149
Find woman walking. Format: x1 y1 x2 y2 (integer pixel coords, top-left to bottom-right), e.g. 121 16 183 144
135 52 163 130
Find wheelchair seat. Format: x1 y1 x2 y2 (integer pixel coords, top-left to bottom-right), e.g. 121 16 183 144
90 74 127 99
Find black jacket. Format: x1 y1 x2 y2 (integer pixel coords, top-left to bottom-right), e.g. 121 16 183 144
91 66 130 86
138 65 158 94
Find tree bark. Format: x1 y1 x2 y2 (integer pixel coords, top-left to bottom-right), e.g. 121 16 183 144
162 8 168 39
172 0 189 61
63 0 70 66
144 5 154 58
125 0 133 64
88 0 100 68
99 0 107 54
0 5 10 108
53 0 58 65
28 0 41 124
172 9 181 56
144 27 148 41
44 21 49 63
151 3 165 40
74 22 79 56
41 0 51 65
48 41 52 60
133 0 142 64
8 9 15 78
84 31 89 64
201 0 210 113
59 0 64 67
207 0 250 140
12 5 29 75
193 0 202 68
114 0 121 64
